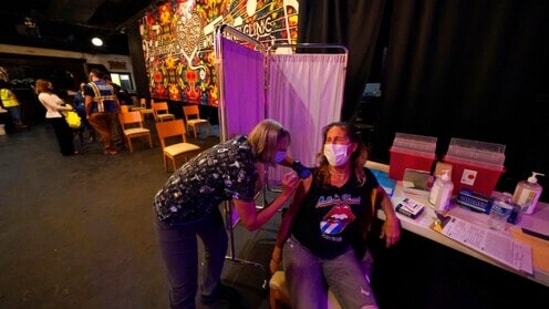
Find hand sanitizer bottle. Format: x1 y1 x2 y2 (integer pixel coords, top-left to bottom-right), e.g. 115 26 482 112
512 172 544 215
429 170 454 213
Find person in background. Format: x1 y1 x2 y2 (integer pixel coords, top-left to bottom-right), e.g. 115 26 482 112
84 68 120 155
73 82 95 143
35 79 76 156
0 79 28 128
101 73 126 148
154 119 311 309
270 121 401 309
102 73 131 105
0 99 15 134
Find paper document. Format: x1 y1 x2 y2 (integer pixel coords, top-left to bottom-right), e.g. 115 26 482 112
441 216 533 274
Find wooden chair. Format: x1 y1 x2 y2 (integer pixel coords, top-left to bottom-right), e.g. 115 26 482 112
134 98 154 120
119 105 130 113
119 111 153 152
155 120 201 172
152 101 176 122
183 104 210 138
116 105 131 140
129 97 143 111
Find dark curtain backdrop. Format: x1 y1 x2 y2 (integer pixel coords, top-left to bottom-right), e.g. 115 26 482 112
297 0 387 121
378 0 549 198
299 0 549 200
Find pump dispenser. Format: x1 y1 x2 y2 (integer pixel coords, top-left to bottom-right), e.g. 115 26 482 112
429 170 454 213
512 172 544 214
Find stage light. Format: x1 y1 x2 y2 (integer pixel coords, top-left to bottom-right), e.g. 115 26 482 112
91 37 103 46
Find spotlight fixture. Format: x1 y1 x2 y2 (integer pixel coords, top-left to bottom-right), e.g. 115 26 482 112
91 37 103 47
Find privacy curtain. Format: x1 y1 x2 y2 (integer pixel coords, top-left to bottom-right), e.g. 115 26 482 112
219 37 265 140
267 53 347 182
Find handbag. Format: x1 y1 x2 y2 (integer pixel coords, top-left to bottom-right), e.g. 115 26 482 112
62 110 82 129
56 99 82 129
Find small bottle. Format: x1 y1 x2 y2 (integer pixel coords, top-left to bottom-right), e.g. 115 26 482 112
507 203 522 225
512 172 544 215
488 192 513 231
429 170 454 213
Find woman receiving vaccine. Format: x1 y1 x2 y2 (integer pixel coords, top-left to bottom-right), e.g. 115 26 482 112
270 121 401 309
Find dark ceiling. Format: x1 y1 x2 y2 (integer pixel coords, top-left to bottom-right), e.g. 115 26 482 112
0 0 156 55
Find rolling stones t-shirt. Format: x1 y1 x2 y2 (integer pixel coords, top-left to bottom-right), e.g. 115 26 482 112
290 168 378 259
153 135 258 224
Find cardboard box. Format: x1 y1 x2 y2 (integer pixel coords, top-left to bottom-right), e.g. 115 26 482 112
434 162 453 179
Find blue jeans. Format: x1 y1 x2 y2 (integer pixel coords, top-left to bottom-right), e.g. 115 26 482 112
155 207 228 309
283 236 377 309
7 106 22 124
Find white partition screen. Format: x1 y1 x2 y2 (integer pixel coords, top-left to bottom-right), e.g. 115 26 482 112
267 53 347 183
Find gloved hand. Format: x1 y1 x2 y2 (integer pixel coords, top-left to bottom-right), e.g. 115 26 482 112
291 160 312 179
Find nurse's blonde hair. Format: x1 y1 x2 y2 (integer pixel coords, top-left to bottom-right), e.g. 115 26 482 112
248 119 290 165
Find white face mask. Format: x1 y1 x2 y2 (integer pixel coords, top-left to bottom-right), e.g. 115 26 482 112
274 150 287 164
323 144 351 166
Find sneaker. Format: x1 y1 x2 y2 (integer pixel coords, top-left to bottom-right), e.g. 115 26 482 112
200 284 241 305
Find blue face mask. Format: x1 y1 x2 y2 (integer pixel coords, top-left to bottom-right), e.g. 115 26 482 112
274 150 287 164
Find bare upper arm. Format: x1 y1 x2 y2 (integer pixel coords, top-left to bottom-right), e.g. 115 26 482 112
284 176 313 220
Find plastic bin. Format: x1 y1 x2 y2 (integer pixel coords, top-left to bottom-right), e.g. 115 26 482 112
444 156 505 195
443 138 506 195
388 133 437 180
447 138 505 166
392 133 437 153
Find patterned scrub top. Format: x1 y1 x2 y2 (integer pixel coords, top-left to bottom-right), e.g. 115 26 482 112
154 135 258 224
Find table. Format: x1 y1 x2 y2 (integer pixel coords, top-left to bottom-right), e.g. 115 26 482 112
365 161 549 288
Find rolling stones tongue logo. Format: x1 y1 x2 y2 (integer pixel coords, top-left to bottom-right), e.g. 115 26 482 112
320 204 356 236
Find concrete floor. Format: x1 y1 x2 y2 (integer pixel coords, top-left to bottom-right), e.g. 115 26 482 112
1 120 548 309
0 120 274 309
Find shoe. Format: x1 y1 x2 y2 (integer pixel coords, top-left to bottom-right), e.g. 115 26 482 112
200 284 241 305
104 148 118 155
